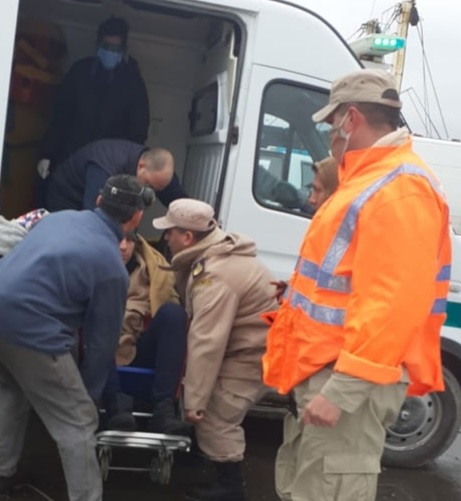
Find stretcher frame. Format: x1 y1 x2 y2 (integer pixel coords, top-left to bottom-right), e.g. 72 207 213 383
96 430 191 484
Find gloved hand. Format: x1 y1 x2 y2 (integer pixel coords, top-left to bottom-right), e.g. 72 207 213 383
37 159 51 179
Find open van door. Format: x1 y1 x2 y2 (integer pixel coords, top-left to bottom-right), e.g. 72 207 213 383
0 0 20 170
223 65 332 278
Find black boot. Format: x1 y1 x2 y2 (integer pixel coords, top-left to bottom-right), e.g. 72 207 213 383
105 392 137 432
186 461 247 501
147 398 192 436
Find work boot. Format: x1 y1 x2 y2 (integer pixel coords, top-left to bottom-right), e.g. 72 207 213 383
185 461 247 501
147 398 192 436
105 392 137 432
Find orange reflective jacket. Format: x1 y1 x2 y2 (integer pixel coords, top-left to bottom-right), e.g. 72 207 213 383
263 138 451 396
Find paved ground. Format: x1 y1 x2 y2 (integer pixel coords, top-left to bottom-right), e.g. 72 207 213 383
4 414 461 501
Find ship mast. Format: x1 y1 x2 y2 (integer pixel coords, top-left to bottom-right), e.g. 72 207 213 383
393 1 419 91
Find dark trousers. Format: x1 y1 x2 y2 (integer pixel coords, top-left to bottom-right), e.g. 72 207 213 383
103 303 187 409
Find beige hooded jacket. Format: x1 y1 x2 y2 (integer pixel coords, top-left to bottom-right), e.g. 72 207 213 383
170 228 278 411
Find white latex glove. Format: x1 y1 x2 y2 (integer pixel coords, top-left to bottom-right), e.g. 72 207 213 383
37 159 51 179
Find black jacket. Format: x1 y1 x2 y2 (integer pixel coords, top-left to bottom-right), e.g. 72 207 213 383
46 139 187 211
43 56 149 163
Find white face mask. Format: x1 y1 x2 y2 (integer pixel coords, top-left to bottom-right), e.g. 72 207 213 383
328 112 351 164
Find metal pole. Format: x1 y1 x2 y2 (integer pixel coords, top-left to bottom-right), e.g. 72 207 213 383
393 1 414 91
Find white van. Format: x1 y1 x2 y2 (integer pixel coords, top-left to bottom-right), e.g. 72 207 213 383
0 0 460 469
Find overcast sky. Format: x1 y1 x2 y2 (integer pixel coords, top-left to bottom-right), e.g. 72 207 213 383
303 0 461 140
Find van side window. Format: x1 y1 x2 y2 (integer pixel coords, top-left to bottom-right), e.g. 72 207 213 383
253 82 330 216
189 82 219 136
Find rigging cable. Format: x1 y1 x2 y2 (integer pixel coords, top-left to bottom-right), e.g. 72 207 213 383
381 3 400 34
416 21 450 138
402 87 442 139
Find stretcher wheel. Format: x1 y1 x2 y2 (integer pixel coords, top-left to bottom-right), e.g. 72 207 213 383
149 450 173 484
98 446 112 481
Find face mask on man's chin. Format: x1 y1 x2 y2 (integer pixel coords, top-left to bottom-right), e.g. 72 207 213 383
96 47 123 70
329 113 352 164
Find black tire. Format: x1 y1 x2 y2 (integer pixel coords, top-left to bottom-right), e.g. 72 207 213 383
382 367 461 468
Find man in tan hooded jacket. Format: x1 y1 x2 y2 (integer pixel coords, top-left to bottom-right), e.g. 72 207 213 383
153 198 278 501
102 232 190 435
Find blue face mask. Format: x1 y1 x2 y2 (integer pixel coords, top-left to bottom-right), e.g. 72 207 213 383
96 47 123 70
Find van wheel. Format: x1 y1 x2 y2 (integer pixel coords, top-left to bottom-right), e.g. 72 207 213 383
382 367 461 468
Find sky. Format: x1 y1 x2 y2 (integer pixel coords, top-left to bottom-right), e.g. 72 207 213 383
303 0 461 140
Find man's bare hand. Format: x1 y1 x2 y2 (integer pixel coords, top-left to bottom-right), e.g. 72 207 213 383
271 280 288 302
303 394 342 427
185 410 204 423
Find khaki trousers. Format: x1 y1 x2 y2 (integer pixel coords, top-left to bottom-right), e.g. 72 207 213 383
195 377 267 462
0 339 102 501
275 368 407 501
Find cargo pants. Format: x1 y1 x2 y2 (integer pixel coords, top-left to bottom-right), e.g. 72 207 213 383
0 339 102 501
275 367 407 501
195 377 267 461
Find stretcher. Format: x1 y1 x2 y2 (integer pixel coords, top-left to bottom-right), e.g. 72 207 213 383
96 430 191 484
96 366 191 484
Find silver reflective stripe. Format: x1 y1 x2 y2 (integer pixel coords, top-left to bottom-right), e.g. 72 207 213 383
298 258 351 293
436 265 451 281
318 269 351 293
299 258 318 280
320 164 443 276
431 298 447 314
290 291 345 326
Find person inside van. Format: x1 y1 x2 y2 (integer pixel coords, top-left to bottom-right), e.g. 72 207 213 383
38 16 149 170
102 231 190 436
306 156 338 211
45 139 187 211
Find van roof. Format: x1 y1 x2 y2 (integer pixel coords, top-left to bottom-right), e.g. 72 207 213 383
175 0 324 17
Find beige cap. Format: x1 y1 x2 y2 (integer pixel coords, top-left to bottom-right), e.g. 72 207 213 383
152 198 217 232
312 69 402 123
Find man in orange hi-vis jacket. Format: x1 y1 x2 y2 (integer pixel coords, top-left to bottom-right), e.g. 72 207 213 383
262 69 451 501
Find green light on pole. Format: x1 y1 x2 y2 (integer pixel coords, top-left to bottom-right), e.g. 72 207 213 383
373 35 406 51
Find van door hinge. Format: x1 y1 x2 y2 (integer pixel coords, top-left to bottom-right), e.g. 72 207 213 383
231 126 239 145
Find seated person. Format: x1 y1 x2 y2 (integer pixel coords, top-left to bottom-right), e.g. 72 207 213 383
102 231 190 436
